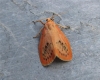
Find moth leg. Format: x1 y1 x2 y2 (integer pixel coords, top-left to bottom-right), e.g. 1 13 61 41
49 12 69 29
32 20 45 25
33 27 44 38
57 24 70 29
32 20 44 38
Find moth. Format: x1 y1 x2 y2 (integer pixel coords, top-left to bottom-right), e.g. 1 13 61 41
33 13 72 66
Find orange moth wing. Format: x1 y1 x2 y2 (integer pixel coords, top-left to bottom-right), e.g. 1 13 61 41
38 18 72 66
38 26 56 66
54 24 72 61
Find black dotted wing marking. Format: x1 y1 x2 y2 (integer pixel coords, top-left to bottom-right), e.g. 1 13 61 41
42 42 54 61
56 40 69 56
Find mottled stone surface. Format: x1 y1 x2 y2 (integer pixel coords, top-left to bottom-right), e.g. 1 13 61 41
0 0 100 80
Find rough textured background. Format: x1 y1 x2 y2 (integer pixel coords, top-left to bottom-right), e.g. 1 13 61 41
0 0 100 80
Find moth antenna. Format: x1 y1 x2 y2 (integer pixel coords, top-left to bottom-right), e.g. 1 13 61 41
51 13 55 19
50 13 62 22
32 21 36 24
32 20 45 25
44 11 62 20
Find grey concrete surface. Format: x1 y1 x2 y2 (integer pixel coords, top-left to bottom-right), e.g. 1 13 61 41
0 0 100 80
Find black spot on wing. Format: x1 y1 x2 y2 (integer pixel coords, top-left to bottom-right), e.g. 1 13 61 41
56 40 69 56
42 42 53 60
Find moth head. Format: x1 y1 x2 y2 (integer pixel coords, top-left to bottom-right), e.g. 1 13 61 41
46 18 54 22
